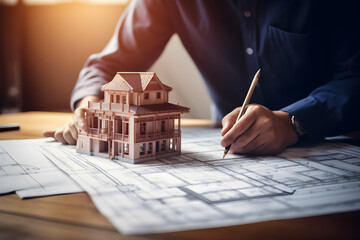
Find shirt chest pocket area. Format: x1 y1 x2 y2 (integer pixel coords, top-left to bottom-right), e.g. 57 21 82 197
266 25 316 72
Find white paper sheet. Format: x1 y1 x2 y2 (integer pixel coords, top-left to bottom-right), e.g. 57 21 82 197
0 139 83 198
38 128 360 235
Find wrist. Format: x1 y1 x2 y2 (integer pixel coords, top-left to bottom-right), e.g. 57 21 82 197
275 111 299 147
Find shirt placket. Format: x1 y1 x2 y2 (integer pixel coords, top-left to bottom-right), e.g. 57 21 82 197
241 0 265 104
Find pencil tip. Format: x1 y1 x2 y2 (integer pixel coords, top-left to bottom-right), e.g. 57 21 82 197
223 148 229 159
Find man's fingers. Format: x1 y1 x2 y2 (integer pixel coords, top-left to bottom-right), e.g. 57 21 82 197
221 107 241 136
54 127 67 144
220 109 256 147
45 123 78 145
43 130 55 138
69 121 78 140
63 128 76 145
230 120 263 151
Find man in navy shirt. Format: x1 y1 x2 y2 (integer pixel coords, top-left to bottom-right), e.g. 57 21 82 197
44 0 360 155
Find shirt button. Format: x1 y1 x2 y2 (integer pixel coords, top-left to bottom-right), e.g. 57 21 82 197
246 47 254 55
244 10 252 18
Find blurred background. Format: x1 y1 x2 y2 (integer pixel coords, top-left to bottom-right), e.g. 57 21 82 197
0 0 212 119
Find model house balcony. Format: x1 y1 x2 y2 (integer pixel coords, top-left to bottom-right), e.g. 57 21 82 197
114 133 129 142
101 102 110 110
111 103 128 112
88 101 100 109
135 129 180 143
80 125 130 142
89 128 99 136
78 128 99 137
88 101 128 112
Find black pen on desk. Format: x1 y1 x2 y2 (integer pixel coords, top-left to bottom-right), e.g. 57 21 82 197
223 69 261 158
0 124 20 132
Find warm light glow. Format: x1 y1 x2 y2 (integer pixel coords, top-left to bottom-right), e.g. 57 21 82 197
0 0 18 5
23 0 129 5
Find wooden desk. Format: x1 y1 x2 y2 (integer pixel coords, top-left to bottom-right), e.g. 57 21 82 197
0 112 359 240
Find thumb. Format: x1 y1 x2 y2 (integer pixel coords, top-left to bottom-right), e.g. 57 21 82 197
43 130 55 138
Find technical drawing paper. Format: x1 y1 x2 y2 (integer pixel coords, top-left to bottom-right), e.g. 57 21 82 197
0 139 83 198
39 128 360 235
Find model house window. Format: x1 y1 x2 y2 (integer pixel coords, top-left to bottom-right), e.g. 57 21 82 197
169 138 173 150
156 141 159 152
144 93 149 99
124 143 129 155
116 95 120 103
110 94 114 103
118 143 122 154
122 96 126 104
124 123 129 135
116 117 122 133
161 120 165 132
157 92 161 99
140 143 145 155
92 116 98 128
161 140 166 151
140 123 146 135
148 143 152 154
100 140 108 153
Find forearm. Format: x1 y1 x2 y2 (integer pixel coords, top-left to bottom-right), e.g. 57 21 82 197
281 78 360 140
70 0 173 111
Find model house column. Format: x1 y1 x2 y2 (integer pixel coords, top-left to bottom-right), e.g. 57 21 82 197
126 92 130 113
129 116 135 159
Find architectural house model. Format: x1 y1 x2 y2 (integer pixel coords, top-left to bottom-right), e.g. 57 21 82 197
76 72 190 163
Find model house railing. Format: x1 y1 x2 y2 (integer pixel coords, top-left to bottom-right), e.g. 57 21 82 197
101 102 110 110
111 103 128 112
80 127 130 142
89 128 99 136
114 133 129 142
135 129 179 143
88 101 128 112
88 101 100 109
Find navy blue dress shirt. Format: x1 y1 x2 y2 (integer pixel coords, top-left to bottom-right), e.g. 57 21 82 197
71 0 360 140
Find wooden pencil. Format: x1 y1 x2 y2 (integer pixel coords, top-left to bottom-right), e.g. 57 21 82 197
223 68 261 158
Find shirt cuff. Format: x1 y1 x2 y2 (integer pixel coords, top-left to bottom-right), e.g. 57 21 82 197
280 96 337 140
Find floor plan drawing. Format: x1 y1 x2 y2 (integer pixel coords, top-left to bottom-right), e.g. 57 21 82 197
0 139 83 198
39 128 360 235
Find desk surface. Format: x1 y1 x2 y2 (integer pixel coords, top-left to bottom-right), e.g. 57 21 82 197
0 112 359 240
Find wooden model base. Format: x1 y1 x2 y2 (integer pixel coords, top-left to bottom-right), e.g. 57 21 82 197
77 149 180 164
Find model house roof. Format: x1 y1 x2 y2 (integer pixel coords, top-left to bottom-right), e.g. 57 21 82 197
101 72 172 92
130 103 190 115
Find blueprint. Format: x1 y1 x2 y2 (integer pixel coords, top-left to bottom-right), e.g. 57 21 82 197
0 139 83 198
38 128 360 235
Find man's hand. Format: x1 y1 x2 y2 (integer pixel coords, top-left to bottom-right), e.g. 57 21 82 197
42 95 100 145
220 104 298 155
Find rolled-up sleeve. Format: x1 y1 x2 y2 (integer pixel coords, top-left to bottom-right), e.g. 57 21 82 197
70 0 174 110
